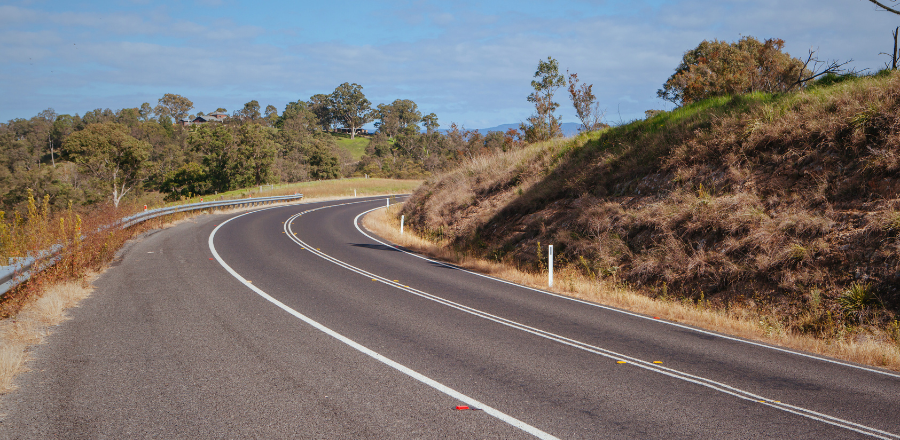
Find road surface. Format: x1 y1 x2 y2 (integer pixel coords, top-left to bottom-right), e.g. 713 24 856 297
2 197 898 439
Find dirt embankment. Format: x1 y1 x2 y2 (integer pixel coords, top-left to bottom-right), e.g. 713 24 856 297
402 72 900 341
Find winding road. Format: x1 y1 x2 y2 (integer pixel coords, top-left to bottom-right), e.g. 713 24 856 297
2 196 899 439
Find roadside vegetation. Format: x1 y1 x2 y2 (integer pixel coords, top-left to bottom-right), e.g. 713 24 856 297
368 205 900 371
332 133 370 160
398 68 900 370
0 177 417 394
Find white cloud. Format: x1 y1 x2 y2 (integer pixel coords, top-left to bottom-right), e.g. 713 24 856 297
1 0 898 126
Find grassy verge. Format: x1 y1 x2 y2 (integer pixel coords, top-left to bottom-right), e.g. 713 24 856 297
0 178 421 395
173 177 420 205
369 203 900 372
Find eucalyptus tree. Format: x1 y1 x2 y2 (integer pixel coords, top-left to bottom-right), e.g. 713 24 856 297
330 83 374 139
522 57 566 142
154 94 193 122
62 122 151 208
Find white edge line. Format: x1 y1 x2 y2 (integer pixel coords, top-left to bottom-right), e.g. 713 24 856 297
353 204 900 380
281 209 898 440
208 205 559 440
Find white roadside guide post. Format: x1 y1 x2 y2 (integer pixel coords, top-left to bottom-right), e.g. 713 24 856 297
354 189 357 197
548 245 554 287
401 215 405 235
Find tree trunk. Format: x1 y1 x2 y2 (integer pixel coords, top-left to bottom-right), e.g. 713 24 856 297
893 27 898 70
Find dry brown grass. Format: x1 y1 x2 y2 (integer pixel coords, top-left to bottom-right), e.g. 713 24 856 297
0 278 94 394
0 181 419 395
372 200 900 371
401 72 900 367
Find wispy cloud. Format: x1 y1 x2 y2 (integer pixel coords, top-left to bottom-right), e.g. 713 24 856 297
1 0 897 127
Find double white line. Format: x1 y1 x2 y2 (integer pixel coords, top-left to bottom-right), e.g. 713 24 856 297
210 200 558 439
279 200 900 440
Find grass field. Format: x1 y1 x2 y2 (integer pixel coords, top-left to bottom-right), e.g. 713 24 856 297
172 177 421 206
330 133 370 160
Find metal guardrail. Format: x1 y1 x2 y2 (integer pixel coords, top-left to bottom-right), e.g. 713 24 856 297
0 193 304 296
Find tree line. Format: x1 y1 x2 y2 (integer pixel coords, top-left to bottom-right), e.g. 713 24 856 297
0 82 534 213
1 31 879 214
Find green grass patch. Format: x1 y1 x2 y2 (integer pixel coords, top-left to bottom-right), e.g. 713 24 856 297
172 178 422 206
330 133 370 160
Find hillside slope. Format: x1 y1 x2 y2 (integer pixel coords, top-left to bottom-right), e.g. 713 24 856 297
402 72 900 339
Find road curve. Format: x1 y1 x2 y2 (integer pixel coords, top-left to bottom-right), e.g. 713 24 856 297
2 197 899 439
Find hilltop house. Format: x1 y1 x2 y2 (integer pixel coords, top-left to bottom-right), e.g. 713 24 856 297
178 111 229 127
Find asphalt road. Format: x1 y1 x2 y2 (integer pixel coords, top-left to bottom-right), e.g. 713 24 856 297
2 196 899 439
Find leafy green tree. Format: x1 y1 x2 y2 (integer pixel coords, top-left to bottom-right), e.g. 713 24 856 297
657 36 809 106
264 104 278 126
139 103 153 121
376 99 422 138
331 83 374 139
154 94 193 122
189 124 234 191
307 139 341 180
422 112 439 135
116 108 141 128
160 162 208 201
235 123 277 187
522 56 566 142
188 123 276 192
236 100 261 122
62 122 151 207
308 94 335 132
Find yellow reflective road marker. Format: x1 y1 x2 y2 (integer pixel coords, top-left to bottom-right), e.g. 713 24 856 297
653 361 663 364
617 361 627 364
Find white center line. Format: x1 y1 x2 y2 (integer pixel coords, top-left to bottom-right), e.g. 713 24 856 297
209 203 558 440
282 200 898 440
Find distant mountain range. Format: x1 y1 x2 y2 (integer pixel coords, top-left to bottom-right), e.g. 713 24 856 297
440 122 584 137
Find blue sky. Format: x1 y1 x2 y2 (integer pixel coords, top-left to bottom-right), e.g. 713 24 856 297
1 0 897 129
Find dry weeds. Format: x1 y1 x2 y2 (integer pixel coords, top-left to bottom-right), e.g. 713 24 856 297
401 72 900 368
0 278 94 394
368 205 900 371
0 184 418 395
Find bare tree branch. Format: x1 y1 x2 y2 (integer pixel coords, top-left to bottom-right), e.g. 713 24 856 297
795 48 858 86
868 0 900 15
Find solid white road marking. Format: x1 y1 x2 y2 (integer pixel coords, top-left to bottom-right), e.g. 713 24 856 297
282 200 898 439
351 205 900 380
209 205 558 440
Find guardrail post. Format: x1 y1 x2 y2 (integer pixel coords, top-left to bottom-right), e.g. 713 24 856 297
548 245 554 288
401 215 405 235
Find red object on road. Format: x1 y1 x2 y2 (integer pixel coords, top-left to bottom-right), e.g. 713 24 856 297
455 405 469 410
